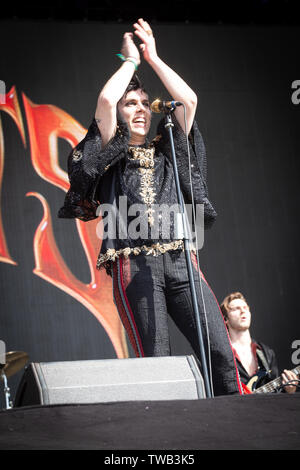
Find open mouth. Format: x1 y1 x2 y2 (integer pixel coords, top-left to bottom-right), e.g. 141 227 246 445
133 117 146 126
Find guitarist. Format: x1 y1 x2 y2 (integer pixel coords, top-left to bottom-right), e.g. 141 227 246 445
220 292 298 394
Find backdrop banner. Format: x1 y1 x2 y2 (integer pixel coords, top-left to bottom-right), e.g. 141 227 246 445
1 20 300 405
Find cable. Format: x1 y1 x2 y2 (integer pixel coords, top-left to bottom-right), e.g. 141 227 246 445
181 104 214 396
277 379 300 393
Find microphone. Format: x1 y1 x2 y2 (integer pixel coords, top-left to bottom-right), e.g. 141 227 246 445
150 98 183 113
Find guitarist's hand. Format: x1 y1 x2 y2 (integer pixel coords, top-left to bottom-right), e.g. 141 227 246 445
281 369 298 394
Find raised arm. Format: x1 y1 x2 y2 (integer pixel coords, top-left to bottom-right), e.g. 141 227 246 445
95 32 140 147
133 18 197 135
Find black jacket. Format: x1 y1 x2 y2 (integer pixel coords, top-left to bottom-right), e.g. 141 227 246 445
58 114 217 272
235 341 279 391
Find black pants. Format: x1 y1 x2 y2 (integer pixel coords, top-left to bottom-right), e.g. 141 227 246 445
112 250 242 396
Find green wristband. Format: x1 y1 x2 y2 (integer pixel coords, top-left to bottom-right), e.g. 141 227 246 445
116 53 138 71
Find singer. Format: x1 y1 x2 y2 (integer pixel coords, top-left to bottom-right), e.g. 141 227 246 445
58 18 243 396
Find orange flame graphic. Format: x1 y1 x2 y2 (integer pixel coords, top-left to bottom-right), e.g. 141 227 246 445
0 86 26 265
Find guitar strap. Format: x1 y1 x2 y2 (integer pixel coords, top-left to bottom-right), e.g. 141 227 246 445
256 348 271 375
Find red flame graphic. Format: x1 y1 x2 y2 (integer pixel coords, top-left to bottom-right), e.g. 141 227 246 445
0 87 128 358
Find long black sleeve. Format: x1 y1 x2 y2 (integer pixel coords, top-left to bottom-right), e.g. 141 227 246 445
58 117 130 221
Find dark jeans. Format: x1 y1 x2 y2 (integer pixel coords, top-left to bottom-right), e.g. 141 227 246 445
112 250 242 396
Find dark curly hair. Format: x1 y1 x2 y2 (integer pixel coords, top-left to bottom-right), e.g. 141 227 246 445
121 74 148 100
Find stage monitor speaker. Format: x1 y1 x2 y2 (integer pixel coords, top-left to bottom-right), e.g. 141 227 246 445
14 356 205 407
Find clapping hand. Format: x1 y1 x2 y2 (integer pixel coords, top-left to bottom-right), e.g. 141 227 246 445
133 18 158 64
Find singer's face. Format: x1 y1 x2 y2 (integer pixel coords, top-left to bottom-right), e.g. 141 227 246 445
118 89 151 144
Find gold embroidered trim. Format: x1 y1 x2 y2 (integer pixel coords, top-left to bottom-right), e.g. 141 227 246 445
128 146 156 226
96 240 184 269
128 146 155 168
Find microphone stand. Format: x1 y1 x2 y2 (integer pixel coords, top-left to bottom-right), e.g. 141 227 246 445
164 110 213 398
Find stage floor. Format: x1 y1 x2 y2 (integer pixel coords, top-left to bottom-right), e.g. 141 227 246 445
0 394 299 450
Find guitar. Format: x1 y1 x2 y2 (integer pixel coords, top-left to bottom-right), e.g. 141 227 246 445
242 365 300 394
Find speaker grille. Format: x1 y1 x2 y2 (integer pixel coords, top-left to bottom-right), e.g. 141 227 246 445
15 356 205 406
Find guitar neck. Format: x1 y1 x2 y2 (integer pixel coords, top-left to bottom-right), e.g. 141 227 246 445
254 365 300 394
